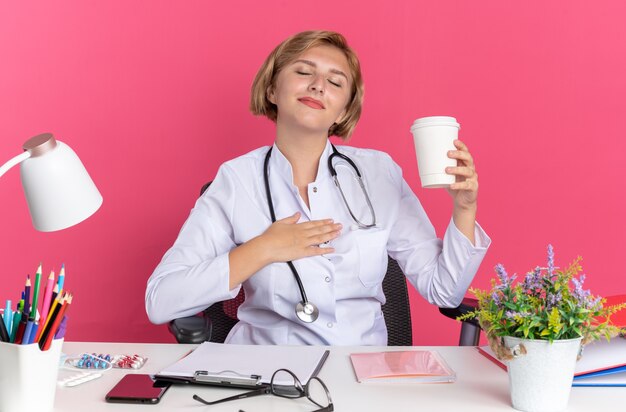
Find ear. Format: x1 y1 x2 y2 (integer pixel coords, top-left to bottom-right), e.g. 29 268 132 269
267 86 276 105
335 109 347 125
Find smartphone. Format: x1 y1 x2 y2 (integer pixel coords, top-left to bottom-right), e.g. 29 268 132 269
105 374 171 404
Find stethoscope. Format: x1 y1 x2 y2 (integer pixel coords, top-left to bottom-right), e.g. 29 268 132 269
263 144 377 323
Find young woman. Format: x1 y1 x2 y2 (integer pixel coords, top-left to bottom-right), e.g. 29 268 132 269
145 31 490 345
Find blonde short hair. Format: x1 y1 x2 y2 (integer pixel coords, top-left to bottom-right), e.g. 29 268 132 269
250 31 364 140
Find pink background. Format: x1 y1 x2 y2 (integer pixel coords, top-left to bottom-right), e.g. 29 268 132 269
1 1 625 345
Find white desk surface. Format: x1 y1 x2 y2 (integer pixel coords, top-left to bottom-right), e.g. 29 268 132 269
56 342 624 411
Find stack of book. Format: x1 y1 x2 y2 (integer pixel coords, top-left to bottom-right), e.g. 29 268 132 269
478 294 626 387
478 337 626 387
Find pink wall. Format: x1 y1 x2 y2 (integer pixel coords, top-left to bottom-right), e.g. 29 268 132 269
1 1 625 345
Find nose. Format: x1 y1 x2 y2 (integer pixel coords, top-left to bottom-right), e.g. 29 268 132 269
308 75 324 94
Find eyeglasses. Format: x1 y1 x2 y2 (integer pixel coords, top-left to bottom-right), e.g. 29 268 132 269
193 368 333 411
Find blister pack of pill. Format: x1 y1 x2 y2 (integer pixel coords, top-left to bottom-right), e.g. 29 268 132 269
111 354 148 369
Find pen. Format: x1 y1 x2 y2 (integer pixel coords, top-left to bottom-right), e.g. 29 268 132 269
22 320 34 345
0 314 9 342
35 270 55 342
27 322 39 344
30 263 42 320
54 315 68 339
14 310 28 344
3 300 12 335
10 309 21 342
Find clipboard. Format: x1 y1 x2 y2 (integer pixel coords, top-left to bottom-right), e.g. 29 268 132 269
155 370 266 389
155 342 330 389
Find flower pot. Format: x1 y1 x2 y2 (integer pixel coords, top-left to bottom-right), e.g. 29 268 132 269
504 336 582 412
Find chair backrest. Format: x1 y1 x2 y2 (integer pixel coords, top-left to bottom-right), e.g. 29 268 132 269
203 256 412 345
382 256 413 345
197 181 413 345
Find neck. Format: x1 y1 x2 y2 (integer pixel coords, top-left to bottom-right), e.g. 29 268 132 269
275 125 328 187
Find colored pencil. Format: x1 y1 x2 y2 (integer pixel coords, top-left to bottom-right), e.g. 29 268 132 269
35 270 55 342
40 291 62 339
23 275 31 318
49 283 59 310
57 263 65 292
38 292 65 349
30 264 42 320
41 294 71 351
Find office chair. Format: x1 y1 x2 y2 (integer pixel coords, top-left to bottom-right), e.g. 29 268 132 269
168 182 479 346
169 255 414 345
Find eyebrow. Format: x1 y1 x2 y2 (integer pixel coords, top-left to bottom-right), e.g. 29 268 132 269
293 59 349 80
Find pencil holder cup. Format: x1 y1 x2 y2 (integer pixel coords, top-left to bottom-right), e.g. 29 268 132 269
0 338 63 412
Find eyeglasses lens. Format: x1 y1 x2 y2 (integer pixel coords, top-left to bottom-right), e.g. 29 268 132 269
307 377 332 409
271 369 303 398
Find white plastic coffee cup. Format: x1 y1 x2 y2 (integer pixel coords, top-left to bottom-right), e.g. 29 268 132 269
410 116 460 188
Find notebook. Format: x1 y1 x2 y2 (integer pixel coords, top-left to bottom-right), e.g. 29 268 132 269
350 350 456 383
156 342 329 388
572 370 626 387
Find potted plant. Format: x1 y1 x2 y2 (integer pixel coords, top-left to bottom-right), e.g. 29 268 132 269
460 245 626 412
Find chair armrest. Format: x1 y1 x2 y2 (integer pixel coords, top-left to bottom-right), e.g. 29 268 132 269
438 297 479 325
439 297 481 346
168 313 212 344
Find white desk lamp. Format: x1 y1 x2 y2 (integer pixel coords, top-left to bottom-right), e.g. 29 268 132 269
0 133 103 231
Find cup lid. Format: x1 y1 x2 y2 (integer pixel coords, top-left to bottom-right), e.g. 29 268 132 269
410 116 460 132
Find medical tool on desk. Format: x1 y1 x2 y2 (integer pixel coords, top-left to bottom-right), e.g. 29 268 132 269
263 145 377 323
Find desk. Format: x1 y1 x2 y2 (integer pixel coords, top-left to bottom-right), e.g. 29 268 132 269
57 342 622 411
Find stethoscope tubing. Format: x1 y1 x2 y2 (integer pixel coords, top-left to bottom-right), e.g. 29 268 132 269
263 144 377 323
328 147 377 230
263 147 310 306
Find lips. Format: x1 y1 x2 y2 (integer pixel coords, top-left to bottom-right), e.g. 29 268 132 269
298 97 325 110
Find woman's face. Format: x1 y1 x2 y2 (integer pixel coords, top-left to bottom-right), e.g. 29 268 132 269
268 45 352 136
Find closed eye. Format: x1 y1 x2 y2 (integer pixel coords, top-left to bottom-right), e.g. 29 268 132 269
296 71 312 76
328 79 342 88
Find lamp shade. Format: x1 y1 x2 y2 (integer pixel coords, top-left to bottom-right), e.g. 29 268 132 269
19 133 103 231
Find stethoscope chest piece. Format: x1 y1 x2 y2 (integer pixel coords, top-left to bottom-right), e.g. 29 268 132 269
296 301 319 323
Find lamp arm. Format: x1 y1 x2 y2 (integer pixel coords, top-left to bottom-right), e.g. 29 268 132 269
0 151 31 178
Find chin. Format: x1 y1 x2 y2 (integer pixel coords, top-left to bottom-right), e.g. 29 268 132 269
287 118 333 136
